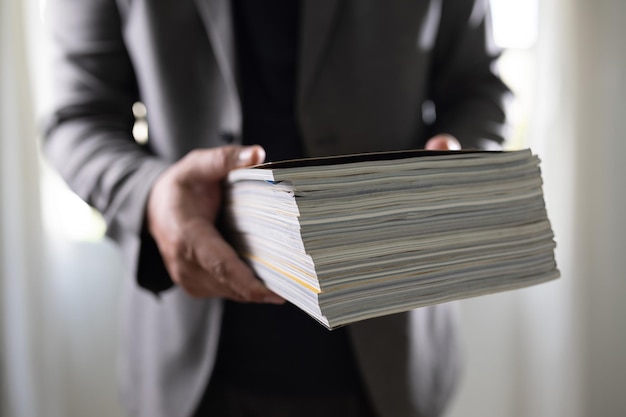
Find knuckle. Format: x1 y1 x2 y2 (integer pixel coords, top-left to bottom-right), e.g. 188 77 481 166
206 259 229 282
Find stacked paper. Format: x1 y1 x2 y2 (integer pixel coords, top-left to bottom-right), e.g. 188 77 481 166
224 149 559 329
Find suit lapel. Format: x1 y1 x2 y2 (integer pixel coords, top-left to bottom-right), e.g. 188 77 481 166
192 0 342 127
193 0 239 99
298 0 343 105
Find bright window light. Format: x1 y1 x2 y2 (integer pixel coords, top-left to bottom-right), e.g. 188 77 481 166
490 0 538 49
40 160 106 242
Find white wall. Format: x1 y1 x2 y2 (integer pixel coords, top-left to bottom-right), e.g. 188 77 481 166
447 1 626 416
572 1 626 415
42 238 126 417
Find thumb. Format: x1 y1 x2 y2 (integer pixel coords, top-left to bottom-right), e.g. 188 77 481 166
233 145 267 169
425 134 461 151
177 145 266 183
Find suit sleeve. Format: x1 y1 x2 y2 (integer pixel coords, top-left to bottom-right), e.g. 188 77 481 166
426 0 512 149
43 0 172 292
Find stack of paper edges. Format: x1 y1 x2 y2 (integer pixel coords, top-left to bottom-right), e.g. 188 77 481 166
225 150 559 329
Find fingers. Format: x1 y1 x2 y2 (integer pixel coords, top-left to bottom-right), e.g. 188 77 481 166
425 134 462 151
146 144 283 304
177 145 266 184
234 145 266 168
186 222 284 303
161 218 284 303
171 253 284 303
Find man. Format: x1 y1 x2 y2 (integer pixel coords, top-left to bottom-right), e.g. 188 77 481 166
44 0 510 416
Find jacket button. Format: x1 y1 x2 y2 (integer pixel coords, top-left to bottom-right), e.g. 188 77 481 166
220 131 236 144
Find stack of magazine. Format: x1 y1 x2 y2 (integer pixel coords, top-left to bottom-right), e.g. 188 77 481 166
224 149 559 329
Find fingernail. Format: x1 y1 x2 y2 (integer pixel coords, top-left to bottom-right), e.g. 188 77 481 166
237 147 255 165
237 146 265 166
446 137 461 151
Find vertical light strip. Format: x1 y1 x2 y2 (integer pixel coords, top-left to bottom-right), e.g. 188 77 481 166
490 0 539 49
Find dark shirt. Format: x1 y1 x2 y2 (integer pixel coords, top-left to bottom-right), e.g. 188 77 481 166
235 0 304 161
209 0 365 396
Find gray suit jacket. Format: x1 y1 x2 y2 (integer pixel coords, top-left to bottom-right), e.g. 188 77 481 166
44 1 509 416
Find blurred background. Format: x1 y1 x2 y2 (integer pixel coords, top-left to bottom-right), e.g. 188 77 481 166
1 0 625 416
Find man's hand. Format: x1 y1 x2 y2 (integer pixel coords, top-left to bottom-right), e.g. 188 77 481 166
147 145 285 303
425 134 462 151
